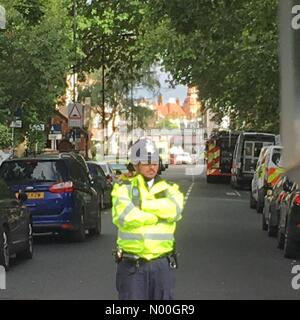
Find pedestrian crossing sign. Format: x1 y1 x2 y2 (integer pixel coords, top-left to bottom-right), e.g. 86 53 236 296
68 102 83 128
69 104 82 119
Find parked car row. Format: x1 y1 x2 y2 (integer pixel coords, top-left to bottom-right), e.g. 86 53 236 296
0 178 33 270
261 176 300 259
0 152 115 270
250 146 300 259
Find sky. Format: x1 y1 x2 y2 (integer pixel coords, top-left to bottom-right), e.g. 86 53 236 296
134 68 188 105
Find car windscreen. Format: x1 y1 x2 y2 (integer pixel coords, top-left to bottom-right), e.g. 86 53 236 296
0 160 68 185
110 164 128 172
272 149 282 166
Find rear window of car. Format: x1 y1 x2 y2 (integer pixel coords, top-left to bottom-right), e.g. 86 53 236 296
0 160 68 184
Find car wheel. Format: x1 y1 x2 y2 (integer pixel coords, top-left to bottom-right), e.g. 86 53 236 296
250 191 257 209
206 176 214 183
89 206 101 236
277 225 285 249
0 228 10 271
262 207 268 231
73 211 86 242
284 221 300 259
256 191 264 214
100 193 105 210
18 222 33 260
267 216 277 237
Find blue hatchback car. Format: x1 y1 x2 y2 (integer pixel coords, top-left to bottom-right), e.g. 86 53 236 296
0 153 101 241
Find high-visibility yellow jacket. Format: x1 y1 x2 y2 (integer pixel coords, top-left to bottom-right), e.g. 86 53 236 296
111 174 184 260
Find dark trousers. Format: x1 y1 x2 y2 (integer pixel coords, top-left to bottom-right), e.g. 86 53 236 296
116 257 175 300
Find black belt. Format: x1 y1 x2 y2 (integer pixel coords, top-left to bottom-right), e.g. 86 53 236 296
121 251 178 269
122 252 170 263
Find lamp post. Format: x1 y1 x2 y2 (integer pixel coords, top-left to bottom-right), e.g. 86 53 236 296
72 0 77 104
119 32 136 149
101 48 106 157
130 54 134 146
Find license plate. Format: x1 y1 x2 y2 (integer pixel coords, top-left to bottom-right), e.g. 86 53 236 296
16 192 45 200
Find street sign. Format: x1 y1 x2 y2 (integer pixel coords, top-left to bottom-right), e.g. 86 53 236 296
68 102 83 128
0 6 6 30
30 124 45 131
48 134 62 140
10 120 22 128
50 124 62 134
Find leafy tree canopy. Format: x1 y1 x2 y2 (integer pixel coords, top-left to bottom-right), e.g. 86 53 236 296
0 0 72 137
144 0 279 132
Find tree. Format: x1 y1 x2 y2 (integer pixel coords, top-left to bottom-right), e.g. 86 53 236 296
157 119 179 129
78 66 159 154
0 124 12 149
144 0 279 132
0 0 72 141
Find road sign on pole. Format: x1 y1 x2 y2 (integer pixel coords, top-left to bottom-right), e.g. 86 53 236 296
50 124 62 134
68 102 83 128
10 120 22 128
48 134 62 140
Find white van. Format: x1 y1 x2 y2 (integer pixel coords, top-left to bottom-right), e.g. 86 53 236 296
231 132 276 189
250 145 284 212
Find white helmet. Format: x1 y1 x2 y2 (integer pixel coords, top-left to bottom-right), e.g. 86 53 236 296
130 138 160 165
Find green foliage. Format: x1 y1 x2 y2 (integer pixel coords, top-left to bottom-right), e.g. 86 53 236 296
26 128 47 154
144 0 280 133
78 67 159 133
0 0 72 135
76 1 150 86
157 119 179 129
132 105 154 130
0 124 12 149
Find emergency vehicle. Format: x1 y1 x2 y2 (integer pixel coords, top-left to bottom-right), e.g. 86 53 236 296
250 145 285 212
206 131 239 183
231 132 276 188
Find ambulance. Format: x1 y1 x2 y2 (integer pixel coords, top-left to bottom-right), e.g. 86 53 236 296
250 145 285 212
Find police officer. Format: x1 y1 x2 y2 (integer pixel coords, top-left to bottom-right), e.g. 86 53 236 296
118 162 136 182
111 138 184 300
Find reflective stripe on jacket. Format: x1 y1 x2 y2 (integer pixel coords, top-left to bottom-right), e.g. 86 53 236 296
111 174 184 260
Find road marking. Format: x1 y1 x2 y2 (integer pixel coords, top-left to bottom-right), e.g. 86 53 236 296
185 183 194 202
199 197 248 203
235 190 241 197
226 192 237 196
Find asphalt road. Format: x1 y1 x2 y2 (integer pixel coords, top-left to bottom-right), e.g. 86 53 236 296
0 165 299 300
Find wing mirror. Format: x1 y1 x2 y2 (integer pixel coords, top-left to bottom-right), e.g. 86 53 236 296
283 181 292 193
18 192 28 202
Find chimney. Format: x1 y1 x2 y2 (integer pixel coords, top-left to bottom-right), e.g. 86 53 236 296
176 98 180 105
158 94 163 105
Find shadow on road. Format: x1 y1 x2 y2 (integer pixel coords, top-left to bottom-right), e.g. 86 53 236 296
33 232 103 246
